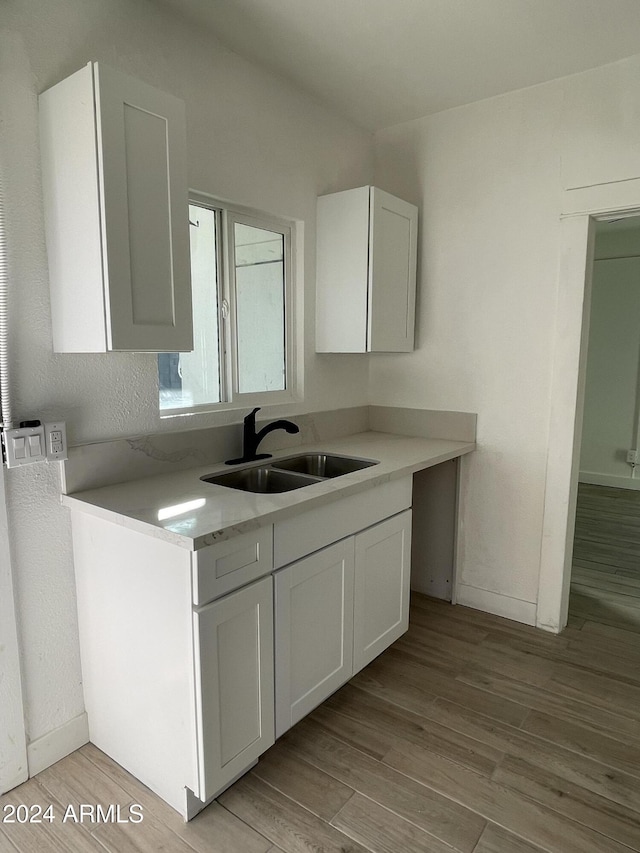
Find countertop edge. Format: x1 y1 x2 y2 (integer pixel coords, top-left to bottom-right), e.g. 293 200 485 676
62 434 475 550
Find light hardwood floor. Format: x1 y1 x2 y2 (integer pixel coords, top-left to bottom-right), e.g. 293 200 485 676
3 591 640 852
570 482 640 632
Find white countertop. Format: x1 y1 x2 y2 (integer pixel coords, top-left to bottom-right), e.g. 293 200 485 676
62 431 475 550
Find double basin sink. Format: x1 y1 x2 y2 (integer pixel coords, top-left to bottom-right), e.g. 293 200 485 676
201 453 378 494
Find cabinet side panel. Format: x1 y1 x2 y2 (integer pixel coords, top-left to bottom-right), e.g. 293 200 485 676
71 513 198 814
315 187 370 352
94 63 192 352
39 64 107 352
368 188 418 352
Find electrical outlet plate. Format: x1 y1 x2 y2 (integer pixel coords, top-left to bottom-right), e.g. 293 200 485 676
44 421 68 462
4 425 46 468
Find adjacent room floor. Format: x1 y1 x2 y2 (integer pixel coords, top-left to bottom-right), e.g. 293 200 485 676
2 592 640 853
570 482 640 632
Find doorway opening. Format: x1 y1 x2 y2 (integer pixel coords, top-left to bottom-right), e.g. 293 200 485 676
569 216 640 633
537 178 640 634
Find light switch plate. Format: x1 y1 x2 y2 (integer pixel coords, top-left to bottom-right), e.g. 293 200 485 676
4 425 46 468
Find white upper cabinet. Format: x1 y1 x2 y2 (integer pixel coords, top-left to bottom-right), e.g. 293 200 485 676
315 186 418 353
39 62 193 353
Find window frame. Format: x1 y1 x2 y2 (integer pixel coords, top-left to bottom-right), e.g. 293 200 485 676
159 192 297 418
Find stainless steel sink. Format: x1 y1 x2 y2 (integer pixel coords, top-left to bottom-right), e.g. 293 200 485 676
201 453 379 493
274 453 377 478
201 466 321 493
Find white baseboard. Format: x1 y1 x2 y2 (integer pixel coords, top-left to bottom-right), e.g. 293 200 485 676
579 471 640 490
456 584 537 626
27 712 89 777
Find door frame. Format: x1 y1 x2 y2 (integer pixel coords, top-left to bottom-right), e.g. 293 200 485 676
0 463 28 794
536 176 640 632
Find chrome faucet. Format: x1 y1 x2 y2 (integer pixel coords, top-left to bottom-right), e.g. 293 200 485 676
225 407 299 465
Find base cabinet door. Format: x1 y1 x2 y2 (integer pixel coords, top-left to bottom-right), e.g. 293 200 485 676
194 576 274 801
353 510 412 672
274 539 354 737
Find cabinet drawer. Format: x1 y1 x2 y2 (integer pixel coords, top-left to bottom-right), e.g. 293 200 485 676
192 527 273 605
273 476 412 568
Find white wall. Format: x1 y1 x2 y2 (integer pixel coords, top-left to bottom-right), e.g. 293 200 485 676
580 223 640 489
372 55 640 622
1 0 373 759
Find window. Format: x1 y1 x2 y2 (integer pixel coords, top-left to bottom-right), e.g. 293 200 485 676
158 196 293 413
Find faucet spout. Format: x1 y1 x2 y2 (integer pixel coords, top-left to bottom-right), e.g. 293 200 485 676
255 419 300 443
225 407 299 465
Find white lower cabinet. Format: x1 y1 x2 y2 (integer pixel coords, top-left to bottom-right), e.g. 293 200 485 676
353 509 412 671
274 508 412 738
70 477 412 820
274 539 355 737
194 576 274 801
70 514 274 820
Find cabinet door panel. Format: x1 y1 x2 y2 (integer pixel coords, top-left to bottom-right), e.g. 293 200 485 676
368 188 418 352
353 510 412 672
95 64 192 352
275 539 354 737
194 576 274 801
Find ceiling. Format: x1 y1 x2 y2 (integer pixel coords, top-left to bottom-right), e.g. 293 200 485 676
160 0 640 131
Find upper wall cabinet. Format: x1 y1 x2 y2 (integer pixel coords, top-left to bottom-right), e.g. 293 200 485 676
39 62 193 353
315 186 418 353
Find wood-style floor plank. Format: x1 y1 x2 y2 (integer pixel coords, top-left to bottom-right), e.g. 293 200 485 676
80 743 273 853
492 754 640 850
352 649 531 727
521 710 640 780
0 778 106 853
403 603 489 644
570 483 640 632
473 823 549 853
546 660 640 722
410 696 640 814
249 746 354 821
458 665 640 746
330 792 466 853
34 751 134 836
569 593 640 632
91 814 200 853
398 621 556 688
578 617 640 646
281 715 486 853
217 774 370 853
384 743 635 853
322 682 504 776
